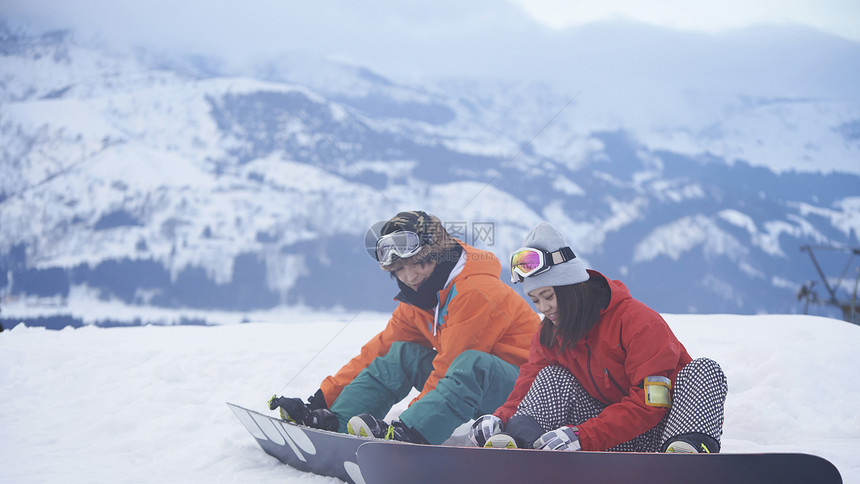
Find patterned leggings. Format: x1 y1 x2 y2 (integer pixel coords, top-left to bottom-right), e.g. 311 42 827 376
512 358 727 452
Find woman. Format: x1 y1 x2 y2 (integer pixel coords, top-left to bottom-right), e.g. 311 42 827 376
270 211 540 445
469 222 727 453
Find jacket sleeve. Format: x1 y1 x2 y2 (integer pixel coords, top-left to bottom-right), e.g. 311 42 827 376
493 331 555 423
409 289 513 404
577 311 686 451
319 304 430 407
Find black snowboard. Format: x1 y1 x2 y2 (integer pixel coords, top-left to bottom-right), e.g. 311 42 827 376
228 402 378 483
356 440 843 484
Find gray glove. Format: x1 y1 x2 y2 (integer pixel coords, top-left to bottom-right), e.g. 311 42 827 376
469 414 503 447
534 425 581 451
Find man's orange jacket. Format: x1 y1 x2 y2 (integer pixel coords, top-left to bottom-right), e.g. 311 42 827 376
320 242 540 407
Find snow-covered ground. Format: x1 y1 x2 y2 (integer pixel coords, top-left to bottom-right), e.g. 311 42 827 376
2 311 859 483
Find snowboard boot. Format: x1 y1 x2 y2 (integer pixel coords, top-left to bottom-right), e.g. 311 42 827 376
483 432 518 449
386 420 429 444
664 432 720 454
347 413 388 439
347 413 428 444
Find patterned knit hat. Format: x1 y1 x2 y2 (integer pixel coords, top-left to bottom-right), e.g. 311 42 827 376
371 211 459 272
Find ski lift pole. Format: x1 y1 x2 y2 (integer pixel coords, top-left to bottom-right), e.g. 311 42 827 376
800 246 839 303
852 267 860 324
803 282 813 314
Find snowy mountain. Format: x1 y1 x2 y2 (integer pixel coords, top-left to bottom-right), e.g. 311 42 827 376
1 24 859 325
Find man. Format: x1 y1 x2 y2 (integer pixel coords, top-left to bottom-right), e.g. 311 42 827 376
270 211 540 445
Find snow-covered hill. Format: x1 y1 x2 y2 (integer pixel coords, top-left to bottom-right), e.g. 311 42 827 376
1 312 858 483
1 24 859 323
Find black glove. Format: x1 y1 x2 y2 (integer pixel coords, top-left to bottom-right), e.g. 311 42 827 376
307 388 328 411
268 395 311 424
269 390 338 431
308 408 339 431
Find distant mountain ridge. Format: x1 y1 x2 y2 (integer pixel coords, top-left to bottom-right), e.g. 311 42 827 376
1 25 859 323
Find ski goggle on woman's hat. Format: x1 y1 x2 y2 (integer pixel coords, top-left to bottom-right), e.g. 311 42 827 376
375 230 425 266
510 246 577 283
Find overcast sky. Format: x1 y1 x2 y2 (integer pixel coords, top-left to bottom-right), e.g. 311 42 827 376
4 0 859 83
510 0 860 38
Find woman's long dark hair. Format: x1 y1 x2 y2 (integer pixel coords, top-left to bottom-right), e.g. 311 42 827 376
538 273 611 352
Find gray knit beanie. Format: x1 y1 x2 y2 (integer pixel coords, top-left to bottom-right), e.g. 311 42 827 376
519 222 589 294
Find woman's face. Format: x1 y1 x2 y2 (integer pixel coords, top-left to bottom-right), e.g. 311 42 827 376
528 286 558 324
394 260 437 291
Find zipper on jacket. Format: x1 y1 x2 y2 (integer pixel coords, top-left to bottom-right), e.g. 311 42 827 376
604 368 625 395
585 343 611 404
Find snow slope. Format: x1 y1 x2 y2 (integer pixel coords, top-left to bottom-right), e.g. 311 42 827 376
1 311 858 483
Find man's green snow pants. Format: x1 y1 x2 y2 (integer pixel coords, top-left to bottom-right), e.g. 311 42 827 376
329 341 519 445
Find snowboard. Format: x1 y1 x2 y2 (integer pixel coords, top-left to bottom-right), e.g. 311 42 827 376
228 402 377 484
356 441 843 484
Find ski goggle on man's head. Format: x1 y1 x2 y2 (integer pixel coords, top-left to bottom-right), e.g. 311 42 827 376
376 230 424 266
510 246 577 283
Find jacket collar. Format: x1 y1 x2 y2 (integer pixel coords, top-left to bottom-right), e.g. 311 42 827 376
394 245 464 311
